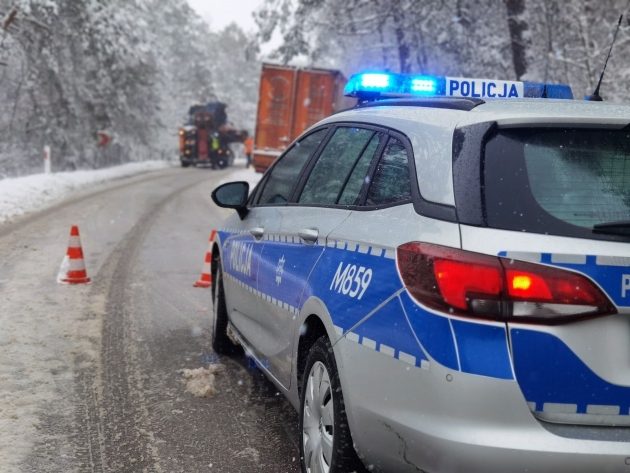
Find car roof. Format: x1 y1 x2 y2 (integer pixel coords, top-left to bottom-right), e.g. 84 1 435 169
326 97 630 126
316 98 630 207
469 98 630 126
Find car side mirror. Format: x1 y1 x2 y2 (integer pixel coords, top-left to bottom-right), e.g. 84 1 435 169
211 181 250 219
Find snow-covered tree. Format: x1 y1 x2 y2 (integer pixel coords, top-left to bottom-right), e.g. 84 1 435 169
0 0 261 176
208 23 260 134
255 0 630 101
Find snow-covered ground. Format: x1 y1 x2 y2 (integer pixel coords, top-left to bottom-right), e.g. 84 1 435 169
0 161 173 225
219 164 264 189
0 162 268 471
179 364 226 398
0 160 265 226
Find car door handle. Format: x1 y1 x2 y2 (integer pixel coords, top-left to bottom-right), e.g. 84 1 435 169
250 227 265 239
298 228 319 244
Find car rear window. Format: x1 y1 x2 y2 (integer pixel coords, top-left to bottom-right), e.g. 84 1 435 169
484 128 630 241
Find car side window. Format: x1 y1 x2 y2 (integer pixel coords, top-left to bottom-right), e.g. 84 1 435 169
299 127 374 205
337 132 384 205
248 173 268 206
257 128 327 205
365 137 412 206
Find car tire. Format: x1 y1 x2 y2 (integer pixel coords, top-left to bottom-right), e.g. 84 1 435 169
299 336 366 473
216 156 229 169
181 161 190 168
211 260 240 355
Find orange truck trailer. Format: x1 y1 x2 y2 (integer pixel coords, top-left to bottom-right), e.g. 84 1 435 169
252 63 351 173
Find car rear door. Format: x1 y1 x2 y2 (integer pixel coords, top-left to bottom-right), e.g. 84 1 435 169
304 131 448 370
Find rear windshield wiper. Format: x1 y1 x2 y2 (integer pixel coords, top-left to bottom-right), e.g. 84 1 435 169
592 220 630 235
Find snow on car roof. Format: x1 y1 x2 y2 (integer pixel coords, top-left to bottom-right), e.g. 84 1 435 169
470 98 630 125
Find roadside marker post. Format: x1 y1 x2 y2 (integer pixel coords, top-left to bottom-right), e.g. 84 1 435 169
43 145 51 174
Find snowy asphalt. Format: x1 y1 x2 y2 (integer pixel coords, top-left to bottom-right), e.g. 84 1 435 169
0 166 300 472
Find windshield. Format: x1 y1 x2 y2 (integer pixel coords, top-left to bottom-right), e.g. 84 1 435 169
484 127 630 240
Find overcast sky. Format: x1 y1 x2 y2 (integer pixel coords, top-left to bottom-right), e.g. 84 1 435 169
187 0 261 31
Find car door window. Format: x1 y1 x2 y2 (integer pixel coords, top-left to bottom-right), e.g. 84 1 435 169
258 128 328 205
337 132 384 205
248 173 268 205
366 137 412 206
299 127 374 205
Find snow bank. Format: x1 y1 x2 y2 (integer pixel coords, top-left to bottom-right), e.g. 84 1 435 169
0 161 171 224
219 166 263 189
179 364 225 398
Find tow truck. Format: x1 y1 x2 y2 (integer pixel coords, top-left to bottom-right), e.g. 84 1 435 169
179 102 247 169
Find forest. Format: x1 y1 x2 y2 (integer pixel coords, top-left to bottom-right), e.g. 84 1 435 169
2 0 630 176
0 0 259 176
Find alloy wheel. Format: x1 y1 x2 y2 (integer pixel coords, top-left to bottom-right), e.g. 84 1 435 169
302 361 334 473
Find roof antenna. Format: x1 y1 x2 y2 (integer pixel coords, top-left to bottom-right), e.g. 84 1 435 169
585 14 623 101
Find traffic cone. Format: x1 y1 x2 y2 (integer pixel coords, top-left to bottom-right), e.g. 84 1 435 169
57 225 91 284
194 230 216 288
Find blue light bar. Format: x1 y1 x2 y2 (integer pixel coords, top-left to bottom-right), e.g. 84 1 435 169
410 76 438 94
345 72 399 98
523 82 574 100
359 73 393 89
344 71 574 101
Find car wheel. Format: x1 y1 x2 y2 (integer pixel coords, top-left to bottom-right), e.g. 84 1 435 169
216 156 229 169
300 337 366 473
211 260 239 355
181 161 190 168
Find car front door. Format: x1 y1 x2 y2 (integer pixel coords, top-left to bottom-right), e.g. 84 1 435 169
255 125 384 388
228 128 329 385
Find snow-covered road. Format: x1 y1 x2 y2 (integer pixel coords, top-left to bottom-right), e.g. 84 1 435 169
0 164 296 472
0 159 265 226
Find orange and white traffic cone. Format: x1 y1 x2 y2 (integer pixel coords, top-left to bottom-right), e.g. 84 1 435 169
194 230 216 288
57 225 91 284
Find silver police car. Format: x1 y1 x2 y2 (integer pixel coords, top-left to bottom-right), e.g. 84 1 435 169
210 72 630 473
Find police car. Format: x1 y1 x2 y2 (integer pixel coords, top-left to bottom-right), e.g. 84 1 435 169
209 71 630 473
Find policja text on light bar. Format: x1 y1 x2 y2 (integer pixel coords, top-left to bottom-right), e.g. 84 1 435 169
447 77 522 98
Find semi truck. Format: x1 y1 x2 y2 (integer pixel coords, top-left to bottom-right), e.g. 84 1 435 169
179 102 247 169
252 64 351 173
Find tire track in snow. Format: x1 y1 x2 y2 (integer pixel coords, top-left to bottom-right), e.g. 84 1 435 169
76 172 211 473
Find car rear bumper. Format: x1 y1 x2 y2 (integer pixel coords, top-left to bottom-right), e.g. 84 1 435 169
334 338 630 473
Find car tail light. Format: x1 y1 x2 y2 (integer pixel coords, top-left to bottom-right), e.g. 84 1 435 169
397 242 616 324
